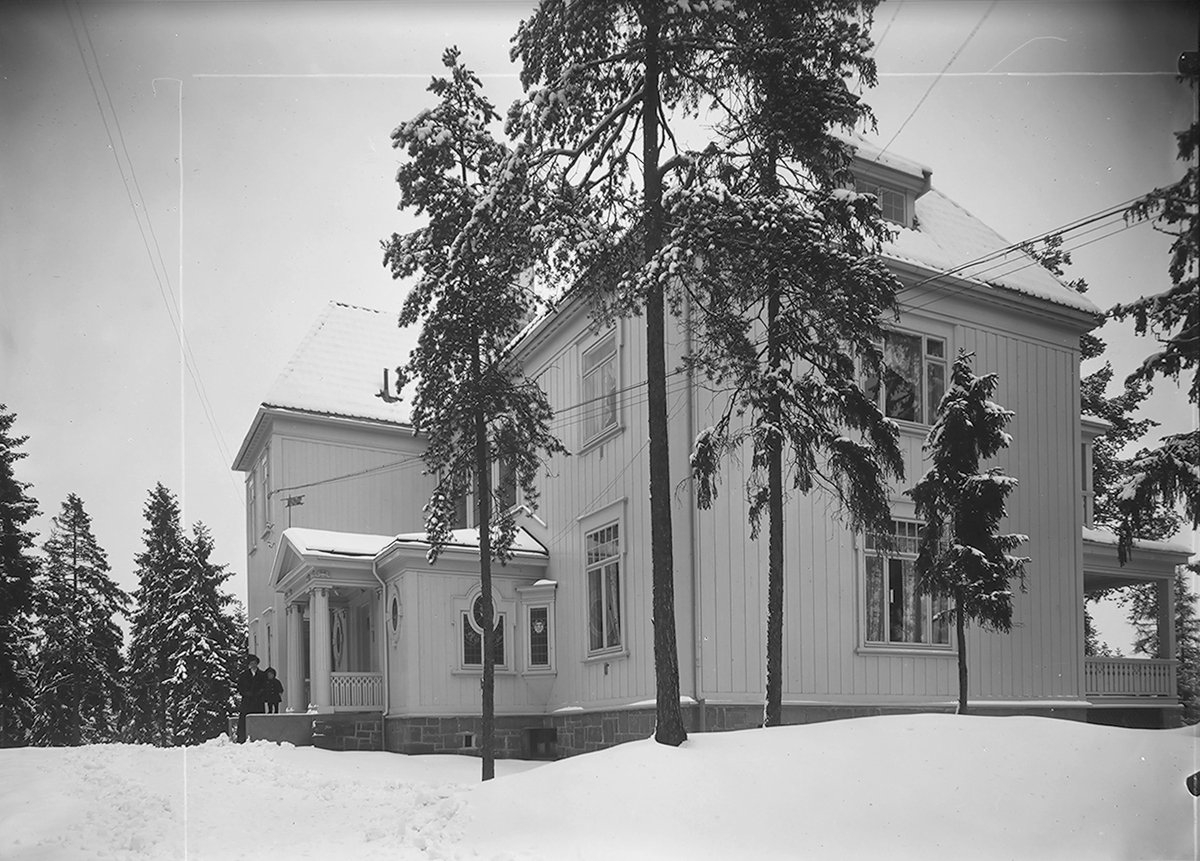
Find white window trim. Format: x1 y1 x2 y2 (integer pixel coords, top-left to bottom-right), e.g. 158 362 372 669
579 326 622 451
869 327 950 429
453 586 514 673
858 518 954 653
518 580 557 674
246 469 258 553
583 519 625 658
258 448 273 538
855 178 908 226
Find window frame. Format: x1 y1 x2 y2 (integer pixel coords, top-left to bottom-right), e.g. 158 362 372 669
455 587 512 673
517 580 557 674
580 329 621 447
246 467 258 550
855 178 907 225
257 447 272 538
584 520 624 657
860 519 953 651
866 328 948 427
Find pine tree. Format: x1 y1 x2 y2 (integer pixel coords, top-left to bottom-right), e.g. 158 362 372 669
0 405 39 747
163 524 240 746
678 0 900 726
31 494 128 745
382 48 566 779
1107 71 1198 565
126 483 189 745
908 351 1030 714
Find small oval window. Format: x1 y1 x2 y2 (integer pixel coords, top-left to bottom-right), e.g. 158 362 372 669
390 595 400 634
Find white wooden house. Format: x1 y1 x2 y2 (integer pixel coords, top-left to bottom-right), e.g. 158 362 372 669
234 144 1188 755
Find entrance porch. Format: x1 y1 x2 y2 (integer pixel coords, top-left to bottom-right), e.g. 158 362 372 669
1082 528 1189 726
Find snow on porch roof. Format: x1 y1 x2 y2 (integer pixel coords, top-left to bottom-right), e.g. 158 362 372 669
385 526 549 558
279 527 398 559
261 302 414 426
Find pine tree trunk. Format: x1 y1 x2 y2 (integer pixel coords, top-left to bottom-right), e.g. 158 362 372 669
764 279 784 728
955 586 968 715
643 0 686 747
474 343 496 780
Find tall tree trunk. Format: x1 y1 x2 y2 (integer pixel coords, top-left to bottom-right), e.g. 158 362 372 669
474 342 496 780
643 0 686 747
764 277 784 727
955 586 968 715
71 524 81 746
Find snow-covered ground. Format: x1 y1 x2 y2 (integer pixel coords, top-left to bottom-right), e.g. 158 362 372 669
1 714 1196 860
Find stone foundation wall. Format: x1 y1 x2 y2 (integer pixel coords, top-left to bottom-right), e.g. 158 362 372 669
312 714 383 751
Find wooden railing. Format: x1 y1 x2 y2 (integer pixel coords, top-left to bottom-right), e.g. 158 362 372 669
1084 657 1176 698
330 672 384 711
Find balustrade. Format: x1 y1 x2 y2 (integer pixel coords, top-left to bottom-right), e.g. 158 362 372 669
330 672 384 710
1084 657 1176 698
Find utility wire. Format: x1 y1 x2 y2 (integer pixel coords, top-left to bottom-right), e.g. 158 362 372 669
66 2 242 505
872 0 997 166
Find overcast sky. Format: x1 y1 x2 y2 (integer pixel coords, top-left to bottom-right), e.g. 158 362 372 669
2 0 1195 649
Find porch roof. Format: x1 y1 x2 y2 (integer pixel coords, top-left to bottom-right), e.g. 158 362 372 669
280 527 397 558
1082 526 1193 557
382 526 549 559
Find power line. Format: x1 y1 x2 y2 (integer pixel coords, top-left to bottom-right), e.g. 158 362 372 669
895 195 1144 314
872 0 997 166
65 2 242 506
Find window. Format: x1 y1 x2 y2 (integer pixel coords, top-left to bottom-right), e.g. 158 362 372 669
257 448 271 536
462 592 506 668
865 331 946 425
864 520 950 646
518 580 557 673
855 179 906 225
582 332 618 441
246 469 258 546
585 523 622 653
497 456 517 512
529 606 550 667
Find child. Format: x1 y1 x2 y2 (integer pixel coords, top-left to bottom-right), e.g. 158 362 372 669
263 667 284 714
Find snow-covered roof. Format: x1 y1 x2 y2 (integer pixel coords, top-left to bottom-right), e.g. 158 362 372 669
1082 526 1193 557
887 189 1100 316
262 302 413 426
386 525 549 558
279 527 398 558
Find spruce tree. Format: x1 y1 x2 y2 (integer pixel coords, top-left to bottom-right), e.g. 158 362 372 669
383 48 566 779
31 494 128 745
1107 70 1198 565
126 483 189 745
0 405 39 747
908 351 1030 714
163 524 240 746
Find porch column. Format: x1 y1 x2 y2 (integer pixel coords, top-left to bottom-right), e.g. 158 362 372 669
311 587 332 709
1158 576 1176 660
285 603 305 712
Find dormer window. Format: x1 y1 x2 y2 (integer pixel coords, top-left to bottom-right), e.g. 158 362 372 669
855 179 906 225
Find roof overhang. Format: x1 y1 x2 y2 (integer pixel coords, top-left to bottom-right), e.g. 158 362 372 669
1083 527 1192 591
233 404 419 472
887 256 1102 335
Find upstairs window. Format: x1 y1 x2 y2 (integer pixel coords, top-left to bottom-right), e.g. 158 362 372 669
246 470 258 546
582 332 619 442
865 331 947 425
257 448 271 536
855 179 907 225
864 520 950 647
